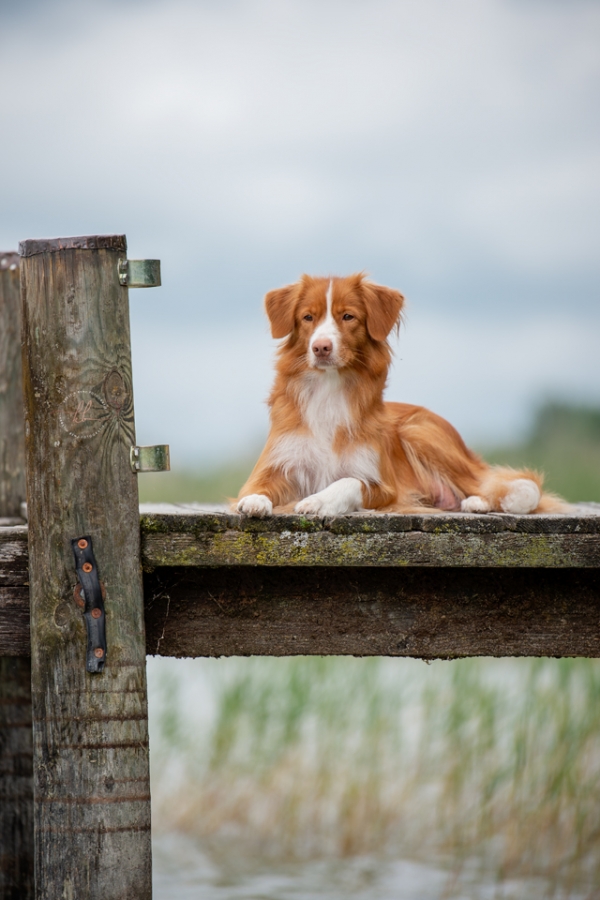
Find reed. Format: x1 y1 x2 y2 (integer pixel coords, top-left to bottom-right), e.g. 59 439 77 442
148 656 600 891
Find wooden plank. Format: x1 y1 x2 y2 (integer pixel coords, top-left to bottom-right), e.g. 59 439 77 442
140 504 600 569
3 563 600 659
20 236 152 900
0 253 25 521
143 530 600 568
0 252 33 900
143 566 600 659
139 501 600 533
0 527 29 657
0 657 34 900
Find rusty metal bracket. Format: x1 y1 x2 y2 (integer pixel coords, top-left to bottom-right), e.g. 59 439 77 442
71 536 107 674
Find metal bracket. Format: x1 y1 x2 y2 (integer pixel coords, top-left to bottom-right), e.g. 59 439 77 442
118 258 161 288
71 536 107 674
130 444 170 473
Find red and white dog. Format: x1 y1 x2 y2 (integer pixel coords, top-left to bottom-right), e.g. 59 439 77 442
237 274 563 517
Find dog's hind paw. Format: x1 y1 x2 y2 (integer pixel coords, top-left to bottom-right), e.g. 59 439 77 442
461 495 491 513
237 494 273 517
500 479 540 514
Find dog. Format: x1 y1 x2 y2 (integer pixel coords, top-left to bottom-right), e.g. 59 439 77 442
237 274 564 517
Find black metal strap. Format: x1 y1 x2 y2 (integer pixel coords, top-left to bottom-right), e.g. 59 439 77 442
71 536 107 674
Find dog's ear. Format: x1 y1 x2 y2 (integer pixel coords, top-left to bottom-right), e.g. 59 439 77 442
362 281 405 341
264 283 300 339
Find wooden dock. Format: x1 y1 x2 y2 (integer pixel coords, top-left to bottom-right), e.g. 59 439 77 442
3 502 599 661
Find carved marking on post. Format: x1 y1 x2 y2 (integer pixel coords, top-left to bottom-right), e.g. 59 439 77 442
103 369 129 409
58 390 109 439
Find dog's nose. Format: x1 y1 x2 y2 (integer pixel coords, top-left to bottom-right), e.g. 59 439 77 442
312 339 332 358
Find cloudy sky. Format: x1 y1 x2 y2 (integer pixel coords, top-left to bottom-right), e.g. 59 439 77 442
1 0 599 464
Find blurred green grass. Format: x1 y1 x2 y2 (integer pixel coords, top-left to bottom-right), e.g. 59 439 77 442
139 456 254 504
150 655 600 890
139 399 600 504
482 401 600 503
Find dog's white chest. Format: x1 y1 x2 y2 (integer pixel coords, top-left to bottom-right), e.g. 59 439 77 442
299 370 352 440
272 373 380 496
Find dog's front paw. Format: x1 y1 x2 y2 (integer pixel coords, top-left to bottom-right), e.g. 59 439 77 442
237 494 273 517
295 494 330 516
461 495 491 513
294 478 363 517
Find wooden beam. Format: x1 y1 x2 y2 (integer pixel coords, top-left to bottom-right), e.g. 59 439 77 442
0 251 33 900
3 504 599 658
140 503 600 569
142 565 600 659
20 236 152 900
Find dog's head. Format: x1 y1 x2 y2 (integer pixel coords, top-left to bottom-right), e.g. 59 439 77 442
264 274 404 371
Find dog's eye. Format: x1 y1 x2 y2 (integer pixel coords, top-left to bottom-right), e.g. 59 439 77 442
303 314 313 321
342 313 354 321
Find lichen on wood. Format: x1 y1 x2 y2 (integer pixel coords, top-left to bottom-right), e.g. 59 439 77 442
139 504 600 569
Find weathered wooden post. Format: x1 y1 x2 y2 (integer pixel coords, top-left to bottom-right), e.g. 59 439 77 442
0 251 34 900
19 235 161 899
0 253 26 520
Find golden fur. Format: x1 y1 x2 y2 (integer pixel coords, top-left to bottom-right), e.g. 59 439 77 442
238 274 565 515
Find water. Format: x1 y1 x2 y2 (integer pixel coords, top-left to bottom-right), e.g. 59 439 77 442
152 834 591 900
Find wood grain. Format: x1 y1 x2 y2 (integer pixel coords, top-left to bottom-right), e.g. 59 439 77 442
19 235 126 257
20 237 151 899
0 253 33 900
0 253 25 519
0 657 33 900
143 566 600 659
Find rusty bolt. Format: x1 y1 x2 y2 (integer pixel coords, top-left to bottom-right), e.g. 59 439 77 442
77 538 88 549
94 648 104 659
82 562 93 573
91 608 102 619
73 584 85 609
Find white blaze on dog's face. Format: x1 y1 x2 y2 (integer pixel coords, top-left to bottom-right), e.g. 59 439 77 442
307 280 339 368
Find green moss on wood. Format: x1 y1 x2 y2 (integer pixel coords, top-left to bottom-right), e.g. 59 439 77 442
141 530 600 569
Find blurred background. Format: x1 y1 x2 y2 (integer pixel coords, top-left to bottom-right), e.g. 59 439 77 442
2 0 599 896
